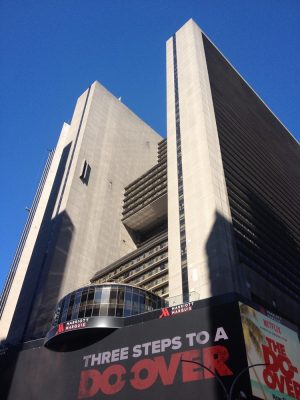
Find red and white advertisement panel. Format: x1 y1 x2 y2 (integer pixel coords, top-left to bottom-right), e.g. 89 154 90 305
240 302 300 400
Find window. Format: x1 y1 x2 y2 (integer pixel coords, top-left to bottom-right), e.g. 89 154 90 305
79 160 91 184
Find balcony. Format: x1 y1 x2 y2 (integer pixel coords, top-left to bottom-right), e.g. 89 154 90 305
122 191 167 231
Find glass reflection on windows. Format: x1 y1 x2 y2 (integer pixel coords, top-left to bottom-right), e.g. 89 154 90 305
53 284 165 326
124 286 133 317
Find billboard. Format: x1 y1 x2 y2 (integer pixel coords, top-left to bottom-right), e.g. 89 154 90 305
239 302 300 400
1 299 252 400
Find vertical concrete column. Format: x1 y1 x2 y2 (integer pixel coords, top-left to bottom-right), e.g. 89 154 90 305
166 36 183 303
167 19 237 302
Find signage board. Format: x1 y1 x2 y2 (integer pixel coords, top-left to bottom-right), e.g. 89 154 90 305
1 299 251 400
239 302 300 400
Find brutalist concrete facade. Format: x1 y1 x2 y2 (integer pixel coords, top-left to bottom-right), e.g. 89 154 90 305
166 20 300 325
0 82 162 344
202 32 300 325
1 19 299 349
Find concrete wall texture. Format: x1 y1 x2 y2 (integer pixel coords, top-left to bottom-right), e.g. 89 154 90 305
167 20 238 303
1 82 162 343
1 19 299 345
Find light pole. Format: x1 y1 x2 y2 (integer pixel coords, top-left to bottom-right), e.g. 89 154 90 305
181 357 268 400
229 363 268 400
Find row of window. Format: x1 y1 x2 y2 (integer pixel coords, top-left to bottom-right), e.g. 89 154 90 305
217 105 298 194
158 144 167 155
226 179 299 282
122 186 167 219
95 255 168 287
173 34 189 302
231 205 298 275
234 224 300 293
155 284 169 297
158 138 167 149
94 241 168 282
123 177 167 214
144 272 169 291
124 161 167 197
123 171 167 203
237 237 300 302
218 118 298 227
97 257 168 287
129 261 168 286
52 284 166 324
158 148 167 159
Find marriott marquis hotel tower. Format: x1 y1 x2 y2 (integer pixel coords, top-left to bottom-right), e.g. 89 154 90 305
1 19 299 347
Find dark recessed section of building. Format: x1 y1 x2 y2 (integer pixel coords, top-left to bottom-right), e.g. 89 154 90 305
203 33 300 305
122 139 167 234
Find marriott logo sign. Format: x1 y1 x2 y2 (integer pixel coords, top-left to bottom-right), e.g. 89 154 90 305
159 302 194 319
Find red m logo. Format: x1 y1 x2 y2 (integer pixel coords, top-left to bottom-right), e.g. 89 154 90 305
159 308 171 318
56 323 65 334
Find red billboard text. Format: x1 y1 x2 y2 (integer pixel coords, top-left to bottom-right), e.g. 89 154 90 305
78 346 233 399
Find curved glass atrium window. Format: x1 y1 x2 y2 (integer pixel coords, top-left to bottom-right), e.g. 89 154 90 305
52 283 165 326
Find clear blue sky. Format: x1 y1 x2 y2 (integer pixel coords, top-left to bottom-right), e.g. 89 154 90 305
0 0 299 294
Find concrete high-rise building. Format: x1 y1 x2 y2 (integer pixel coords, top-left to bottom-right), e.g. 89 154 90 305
165 20 300 320
0 82 162 344
1 19 299 348
92 20 300 327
